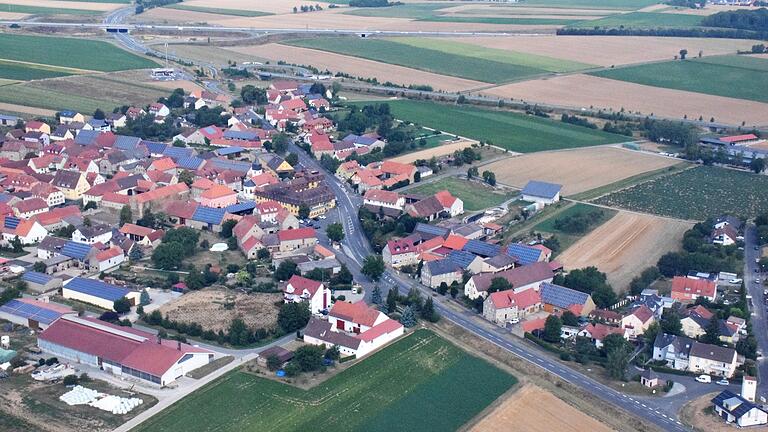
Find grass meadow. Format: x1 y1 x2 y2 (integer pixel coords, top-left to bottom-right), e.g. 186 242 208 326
407 177 516 211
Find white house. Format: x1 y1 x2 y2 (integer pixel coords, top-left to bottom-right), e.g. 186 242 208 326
713 390 768 427
283 274 331 314
72 224 113 245
382 238 419 268
363 189 405 211
620 305 655 339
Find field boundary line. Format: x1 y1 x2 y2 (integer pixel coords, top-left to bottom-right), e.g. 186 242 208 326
0 58 96 74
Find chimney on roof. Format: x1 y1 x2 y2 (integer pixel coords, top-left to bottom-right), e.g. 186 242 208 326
177 341 181 351
157 335 161 344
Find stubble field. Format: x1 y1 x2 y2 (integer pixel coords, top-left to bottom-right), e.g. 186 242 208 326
483 147 682 195
390 139 475 163
481 74 768 126
557 211 692 290
470 384 614 432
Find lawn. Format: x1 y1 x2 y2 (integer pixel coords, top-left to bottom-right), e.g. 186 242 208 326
407 177 516 212
533 202 616 253
573 12 703 28
134 329 517 432
590 55 768 104
593 165 768 220
164 4 272 16
0 60 72 80
0 4 103 14
393 37 594 72
0 33 157 72
284 38 549 83
365 100 628 152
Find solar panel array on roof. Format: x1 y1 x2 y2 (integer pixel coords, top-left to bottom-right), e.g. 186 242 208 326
176 156 204 170
163 146 194 160
3 216 19 229
447 250 477 269
522 180 562 199
712 390 761 418
21 271 54 285
462 240 501 258
540 282 590 309
114 135 141 150
74 130 99 146
413 223 448 239
143 141 167 155
0 299 65 325
207 158 250 172
65 277 131 301
192 206 226 225
506 244 542 266
216 146 245 156
225 201 255 214
61 241 92 261
0 193 13 203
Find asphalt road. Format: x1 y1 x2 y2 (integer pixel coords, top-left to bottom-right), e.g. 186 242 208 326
744 224 768 399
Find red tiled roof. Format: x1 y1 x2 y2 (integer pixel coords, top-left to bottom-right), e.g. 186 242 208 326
671 276 716 299
442 234 468 251
96 246 123 261
630 305 654 324
386 238 417 256
241 235 262 252
201 184 235 199
364 189 401 205
721 134 758 143
330 301 381 327
489 288 541 310
434 190 457 208
102 192 130 205
358 318 402 342
522 317 547 333
14 197 48 214
33 205 80 226
277 227 316 242
285 275 323 297
135 183 188 204
119 223 153 237
582 323 625 341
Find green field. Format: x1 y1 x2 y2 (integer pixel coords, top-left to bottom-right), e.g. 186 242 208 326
590 55 768 103
593 166 768 220
366 100 628 152
506 0 660 8
574 12 703 28
55 0 130 3
0 83 117 113
344 3 448 19
533 202 616 253
393 37 594 72
164 4 271 16
0 4 102 15
0 33 157 72
135 330 517 432
421 16 585 25
285 37 552 83
407 177 516 211
0 60 72 80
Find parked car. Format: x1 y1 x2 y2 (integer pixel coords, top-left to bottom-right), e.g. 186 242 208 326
508 318 520 325
716 379 730 386
730 278 743 284
696 375 712 383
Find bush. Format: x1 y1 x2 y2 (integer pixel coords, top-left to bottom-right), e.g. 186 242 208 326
560 352 572 361
45 357 58 366
63 374 78 386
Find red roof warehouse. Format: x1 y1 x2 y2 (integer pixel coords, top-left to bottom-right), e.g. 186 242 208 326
38 315 213 385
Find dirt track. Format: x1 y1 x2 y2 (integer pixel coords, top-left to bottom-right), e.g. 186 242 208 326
450 35 758 67
470 384 614 432
484 147 680 195
481 74 768 126
225 43 485 92
557 211 692 291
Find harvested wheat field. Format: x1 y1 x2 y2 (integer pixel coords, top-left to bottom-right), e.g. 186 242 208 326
485 146 680 195
1 0 119 11
391 139 475 164
157 288 281 332
226 43 484 92
0 102 56 117
0 12 29 19
482 74 768 126
149 78 204 93
136 8 234 24
450 35 759 67
471 384 613 432
557 211 692 290
178 0 337 14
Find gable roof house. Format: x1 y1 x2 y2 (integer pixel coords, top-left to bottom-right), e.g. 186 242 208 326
653 333 694 371
577 323 627 348
671 276 717 303
689 341 739 378
540 282 595 316
51 169 89 200
712 390 768 427
283 274 330 314
464 261 554 300
681 305 714 338
620 305 655 339
382 238 419 268
420 258 463 289
0 216 47 245
712 225 739 246
483 288 541 325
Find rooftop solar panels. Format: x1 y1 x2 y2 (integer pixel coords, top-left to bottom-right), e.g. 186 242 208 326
192 206 226 225
21 271 54 285
61 241 93 261
225 201 255 214
4 217 20 229
163 146 194 160
143 141 167 155
207 158 250 173
540 282 590 309
176 156 204 170
0 299 65 325
447 250 477 269
506 244 543 266
462 239 501 258
64 277 131 302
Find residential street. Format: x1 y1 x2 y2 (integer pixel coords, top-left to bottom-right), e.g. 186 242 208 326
743 224 768 400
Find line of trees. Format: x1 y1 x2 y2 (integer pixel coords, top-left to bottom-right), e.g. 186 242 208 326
557 26 768 40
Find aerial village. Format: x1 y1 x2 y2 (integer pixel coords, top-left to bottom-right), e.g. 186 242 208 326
0 78 764 429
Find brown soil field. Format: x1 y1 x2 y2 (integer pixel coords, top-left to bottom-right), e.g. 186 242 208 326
148 78 204 93
557 211 692 291
225 43 485 92
637 4 671 11
136 8 234 24
180 0 339 14
163 44 258 66
470 384 614 432
2 0 118 11
450 13 606 19
27 72 170 107
0 102 56 117
0 12 28 19
390 139 475 164
481 74 768 126
449 35 759 67
157 288 281 332
745 141 768 151
680 392 768 431
484 146 680 195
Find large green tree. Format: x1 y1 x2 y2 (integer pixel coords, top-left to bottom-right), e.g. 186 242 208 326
543 315 562 343
277 302 311 333
361 255 385 281
326 223 344 243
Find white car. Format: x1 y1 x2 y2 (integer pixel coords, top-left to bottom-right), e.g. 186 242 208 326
508 318 520 325
716 379 730 386
696 375 712 383
318 215 326 220
729 278 743 284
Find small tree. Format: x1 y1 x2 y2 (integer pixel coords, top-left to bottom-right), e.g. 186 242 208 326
139 289 151 306
129 246 144 262
63 374 79 386
467 166 478 179
326 223 344 243
275 261 299 281
450 284 458 298
386 287 398 313
277 302 311 333
298 204 311 220
113 298 131 314
32 261 46 273
561 310 579 327
371 285 382 305
400 305 417 327
266 354 282 372
420 297 439 322
10 236 22 253
220 220 238 238
487 277 512 294
293 345 324 372
679 49 688 60
750 157 765 174
119 205 133 226
702 317 721 345
542 315 562 343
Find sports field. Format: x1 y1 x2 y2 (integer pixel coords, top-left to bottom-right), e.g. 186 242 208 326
407 177 516 211
574 11 703 27
0 33 157 72
590 55 768 103
284 37 567 83
373 100 628 152
135 330 517 432
593 166 768 220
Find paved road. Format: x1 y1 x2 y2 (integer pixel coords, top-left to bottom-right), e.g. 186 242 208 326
744 224 768 400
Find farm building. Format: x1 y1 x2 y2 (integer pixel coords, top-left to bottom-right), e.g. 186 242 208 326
303 301 404 358
712 390 768 427
21 271 63 293
539 282 595 316
256 346 294 368
61 277 141 311
37 315 213 386
0 298 75 330
521 180 562 205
